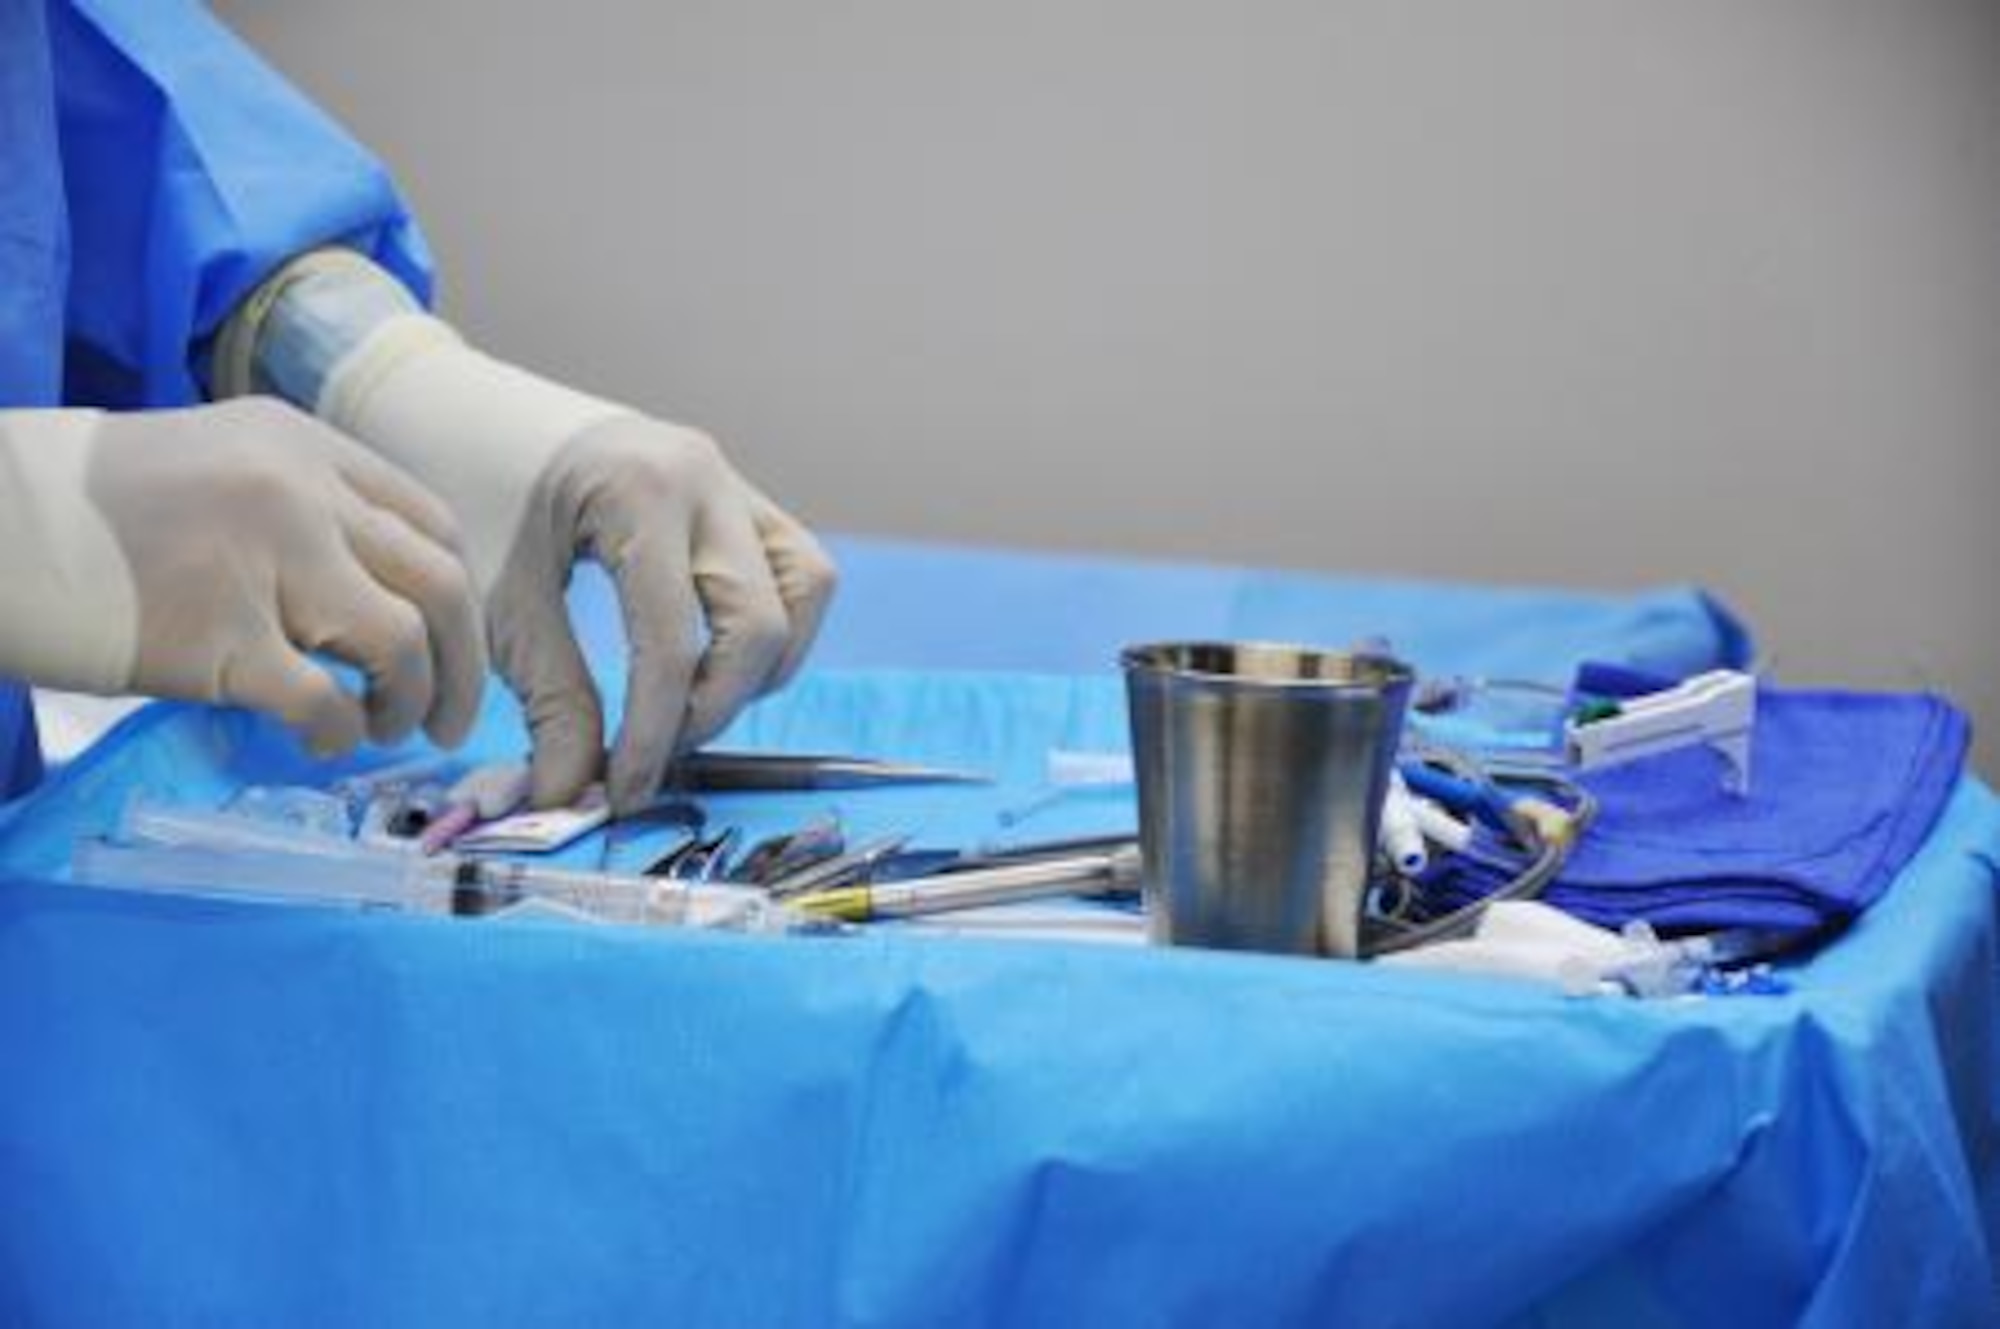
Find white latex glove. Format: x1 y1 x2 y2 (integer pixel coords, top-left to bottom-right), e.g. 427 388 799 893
312 318 836 814
0 401 487 754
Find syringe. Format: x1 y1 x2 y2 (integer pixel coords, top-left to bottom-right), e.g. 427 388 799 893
440 856 768 927
71 837 788 932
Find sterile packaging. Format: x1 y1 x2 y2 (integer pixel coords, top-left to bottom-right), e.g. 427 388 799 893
453 788 610 853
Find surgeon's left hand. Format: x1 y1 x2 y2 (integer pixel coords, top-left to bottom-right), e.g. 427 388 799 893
312 322 835 814
475 411 836 815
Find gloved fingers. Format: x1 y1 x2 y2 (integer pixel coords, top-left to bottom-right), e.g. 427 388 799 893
287 551 441 747
488 566 605 809
220 634 369 757
594 522 706 815
310 422 467 554
743 483 838 690
449 761 532 819
678 498 794 752
339 498 489 748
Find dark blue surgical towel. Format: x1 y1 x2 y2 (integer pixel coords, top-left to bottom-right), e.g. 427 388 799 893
1430 674 1970 934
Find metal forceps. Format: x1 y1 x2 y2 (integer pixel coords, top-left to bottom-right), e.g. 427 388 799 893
664 751 988 793
763 835 913 900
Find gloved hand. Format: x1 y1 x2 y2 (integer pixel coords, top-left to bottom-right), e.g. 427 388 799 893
0 401 487 754
309 319 836 815
214 251 838 813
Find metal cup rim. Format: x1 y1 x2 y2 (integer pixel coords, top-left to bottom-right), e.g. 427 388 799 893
1119 640 1415 692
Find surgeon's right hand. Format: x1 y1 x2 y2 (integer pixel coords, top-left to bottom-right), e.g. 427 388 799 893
0 400 487 754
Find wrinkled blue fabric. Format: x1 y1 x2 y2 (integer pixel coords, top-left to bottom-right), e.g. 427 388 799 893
0 677 1996 1327
1429 682 1971 934
44 0 432 406
0 0 68 408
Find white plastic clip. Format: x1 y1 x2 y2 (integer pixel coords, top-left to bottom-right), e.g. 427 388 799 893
1564 670 1757 794
1378 771 1429 876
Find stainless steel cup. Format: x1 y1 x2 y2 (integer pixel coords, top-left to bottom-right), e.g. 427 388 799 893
1121 642 1414 958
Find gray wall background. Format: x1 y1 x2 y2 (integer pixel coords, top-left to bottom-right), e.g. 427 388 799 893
215 0 1999 774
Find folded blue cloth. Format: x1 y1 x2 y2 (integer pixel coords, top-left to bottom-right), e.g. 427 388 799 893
1426 675 1970 934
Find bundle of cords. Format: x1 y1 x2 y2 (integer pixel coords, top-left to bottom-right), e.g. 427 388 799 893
1364 754 1596 957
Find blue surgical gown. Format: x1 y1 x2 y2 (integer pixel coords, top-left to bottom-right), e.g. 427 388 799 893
0 0 432 798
